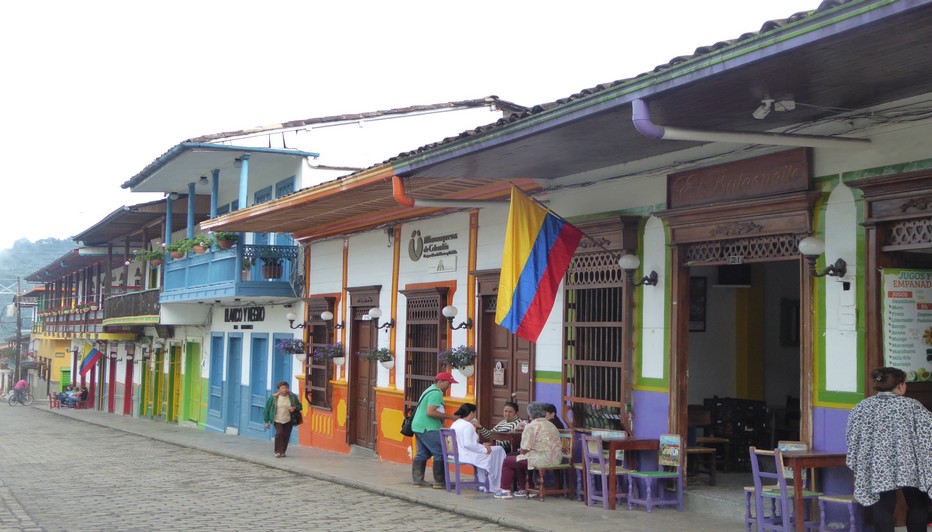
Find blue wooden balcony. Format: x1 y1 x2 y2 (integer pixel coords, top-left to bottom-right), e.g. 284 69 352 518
161 244 299 303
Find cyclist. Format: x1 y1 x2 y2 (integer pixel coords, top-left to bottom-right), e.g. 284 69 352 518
13 378 27 404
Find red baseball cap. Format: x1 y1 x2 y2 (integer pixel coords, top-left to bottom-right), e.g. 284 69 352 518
435 371 459 384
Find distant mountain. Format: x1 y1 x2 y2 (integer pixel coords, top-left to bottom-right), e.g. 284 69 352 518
0 238 75 338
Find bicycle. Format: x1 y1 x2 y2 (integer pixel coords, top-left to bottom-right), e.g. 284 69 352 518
8 390 34 406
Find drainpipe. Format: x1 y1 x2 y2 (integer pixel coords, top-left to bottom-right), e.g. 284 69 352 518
631 99 869 149
392 175 507 208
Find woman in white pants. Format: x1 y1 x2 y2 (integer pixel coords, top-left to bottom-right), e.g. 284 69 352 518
451 403 507 497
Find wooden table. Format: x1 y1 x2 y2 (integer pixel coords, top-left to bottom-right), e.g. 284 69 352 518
780 451 847 532
603 438 660 510
487 430 522 450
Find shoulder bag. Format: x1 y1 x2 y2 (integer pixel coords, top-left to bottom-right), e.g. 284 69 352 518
401 389 439 437
289 394 304 426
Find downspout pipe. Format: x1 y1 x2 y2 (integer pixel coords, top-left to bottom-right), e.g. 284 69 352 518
392 175 507 208
631 99 869 149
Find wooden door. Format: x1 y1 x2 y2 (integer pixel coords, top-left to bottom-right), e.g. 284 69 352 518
479 293 533 426
351 310 377 449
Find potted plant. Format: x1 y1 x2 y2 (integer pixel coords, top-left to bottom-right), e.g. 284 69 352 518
261 257 283 279
438 345 477 377
240 257 254 281
358 347 394 369
134 249 164 267
314 342 346 366
191 233 214 254
213 231 238 250
275 338 307 362
166 239 192 259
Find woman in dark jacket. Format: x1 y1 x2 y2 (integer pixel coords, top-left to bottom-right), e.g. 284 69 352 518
263 381 302 458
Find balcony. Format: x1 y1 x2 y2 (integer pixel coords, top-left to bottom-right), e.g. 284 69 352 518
161 244 299 303
104 288 161 326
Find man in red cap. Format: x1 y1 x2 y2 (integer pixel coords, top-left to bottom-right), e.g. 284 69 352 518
410 371 458 488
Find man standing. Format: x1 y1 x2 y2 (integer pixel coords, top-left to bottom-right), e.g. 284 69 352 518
411 372 458 488
13 378 27 403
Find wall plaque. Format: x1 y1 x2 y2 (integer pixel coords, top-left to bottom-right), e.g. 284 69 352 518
668 149 811 209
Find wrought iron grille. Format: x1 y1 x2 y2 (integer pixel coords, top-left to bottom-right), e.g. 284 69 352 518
683 234 801 265
307 299 333 409
564 251 626 430
405 294 445 406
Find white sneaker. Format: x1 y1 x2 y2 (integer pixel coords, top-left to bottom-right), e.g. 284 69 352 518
493 490 514 499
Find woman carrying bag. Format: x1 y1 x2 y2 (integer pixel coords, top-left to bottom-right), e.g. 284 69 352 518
263 381 303 458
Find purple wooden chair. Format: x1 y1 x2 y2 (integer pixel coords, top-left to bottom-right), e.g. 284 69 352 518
439 428 489 495
627 434 683 512
818 494 860 532
581 435 631 509
748 446 822 531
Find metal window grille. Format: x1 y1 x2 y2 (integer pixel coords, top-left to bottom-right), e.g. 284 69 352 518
307 299 333 409
404 292 446 407
563 251 626 430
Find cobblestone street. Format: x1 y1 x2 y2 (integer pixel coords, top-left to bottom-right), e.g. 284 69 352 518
0 405 513 531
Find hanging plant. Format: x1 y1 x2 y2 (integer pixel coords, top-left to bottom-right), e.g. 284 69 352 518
275 338 305 355
313 342 345 362
358 347 393 363
438 345 476 369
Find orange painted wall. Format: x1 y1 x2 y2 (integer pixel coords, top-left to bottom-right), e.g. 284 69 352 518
376 387 411 463
299 381 349 453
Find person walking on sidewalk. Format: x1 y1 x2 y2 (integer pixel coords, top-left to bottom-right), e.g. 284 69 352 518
411 372 458 488
263 381 302 458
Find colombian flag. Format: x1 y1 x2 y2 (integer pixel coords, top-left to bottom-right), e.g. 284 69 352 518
495 187 583 342
79 347 102 377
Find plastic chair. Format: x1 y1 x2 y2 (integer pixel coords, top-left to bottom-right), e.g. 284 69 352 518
439 428 488 495
818 494 859 532
749 446 822 531
627 434 684 512
581 435 631 509
526 430 574 501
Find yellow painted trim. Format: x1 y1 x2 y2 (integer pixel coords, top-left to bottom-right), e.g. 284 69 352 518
634 385 669 393
375 386 404 398
812 399 856 410
339 239 349 382
102 315 160 326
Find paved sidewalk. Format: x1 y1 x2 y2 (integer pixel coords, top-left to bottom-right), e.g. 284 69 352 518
36 405 745 532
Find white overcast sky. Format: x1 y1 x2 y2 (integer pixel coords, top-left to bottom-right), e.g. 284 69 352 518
0 0 819 250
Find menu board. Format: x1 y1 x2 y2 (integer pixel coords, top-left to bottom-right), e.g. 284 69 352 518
882 268 932 382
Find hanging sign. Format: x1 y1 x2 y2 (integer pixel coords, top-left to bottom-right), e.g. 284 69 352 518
881 268 932 382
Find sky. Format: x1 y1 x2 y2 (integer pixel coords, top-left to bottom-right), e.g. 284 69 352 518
0 0 820 250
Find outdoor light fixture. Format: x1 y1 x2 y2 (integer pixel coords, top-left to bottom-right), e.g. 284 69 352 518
618 254 658 287
167 192 180 200
367 307 395 330
319 310 345 330
798 236 847 278
286 312 307 329
441 305 473 330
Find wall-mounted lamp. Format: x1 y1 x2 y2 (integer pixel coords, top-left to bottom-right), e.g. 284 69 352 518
319 310 345 330
141 348 151 360
441 305 473 330
125 354 135 362
167 192 180 200
285 312 307 329
798 236 847 278
367 307 394 330
618 254 659 287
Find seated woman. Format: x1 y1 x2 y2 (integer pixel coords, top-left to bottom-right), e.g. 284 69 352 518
56 385 75 402
450 403 507 498
64 386 88 408
543 403 566 429
497 401 563 499
474 401 526 453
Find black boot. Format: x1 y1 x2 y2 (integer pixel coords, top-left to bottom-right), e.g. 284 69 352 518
432 460 447 489
411 460 431 487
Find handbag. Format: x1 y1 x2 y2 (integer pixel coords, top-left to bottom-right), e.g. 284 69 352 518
400 389 440 437
290 409 304 426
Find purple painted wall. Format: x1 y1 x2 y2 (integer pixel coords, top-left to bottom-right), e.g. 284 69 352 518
633 390 670 438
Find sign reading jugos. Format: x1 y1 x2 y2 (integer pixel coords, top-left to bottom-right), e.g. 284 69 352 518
881 268 932 382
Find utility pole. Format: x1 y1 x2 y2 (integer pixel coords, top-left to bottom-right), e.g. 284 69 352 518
14 277 22 382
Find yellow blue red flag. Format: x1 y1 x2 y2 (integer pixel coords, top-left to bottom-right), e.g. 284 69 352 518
495 187 583 342
79 346 102 377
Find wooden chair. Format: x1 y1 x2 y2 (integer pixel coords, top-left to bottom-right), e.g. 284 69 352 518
748 446 821 531
48 392 61 409
526 430 574 501
627 434 684 512
581 434 631 509
818 494 860 532
438 428 488 495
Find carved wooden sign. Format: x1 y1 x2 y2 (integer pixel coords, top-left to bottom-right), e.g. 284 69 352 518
668 149 811 209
